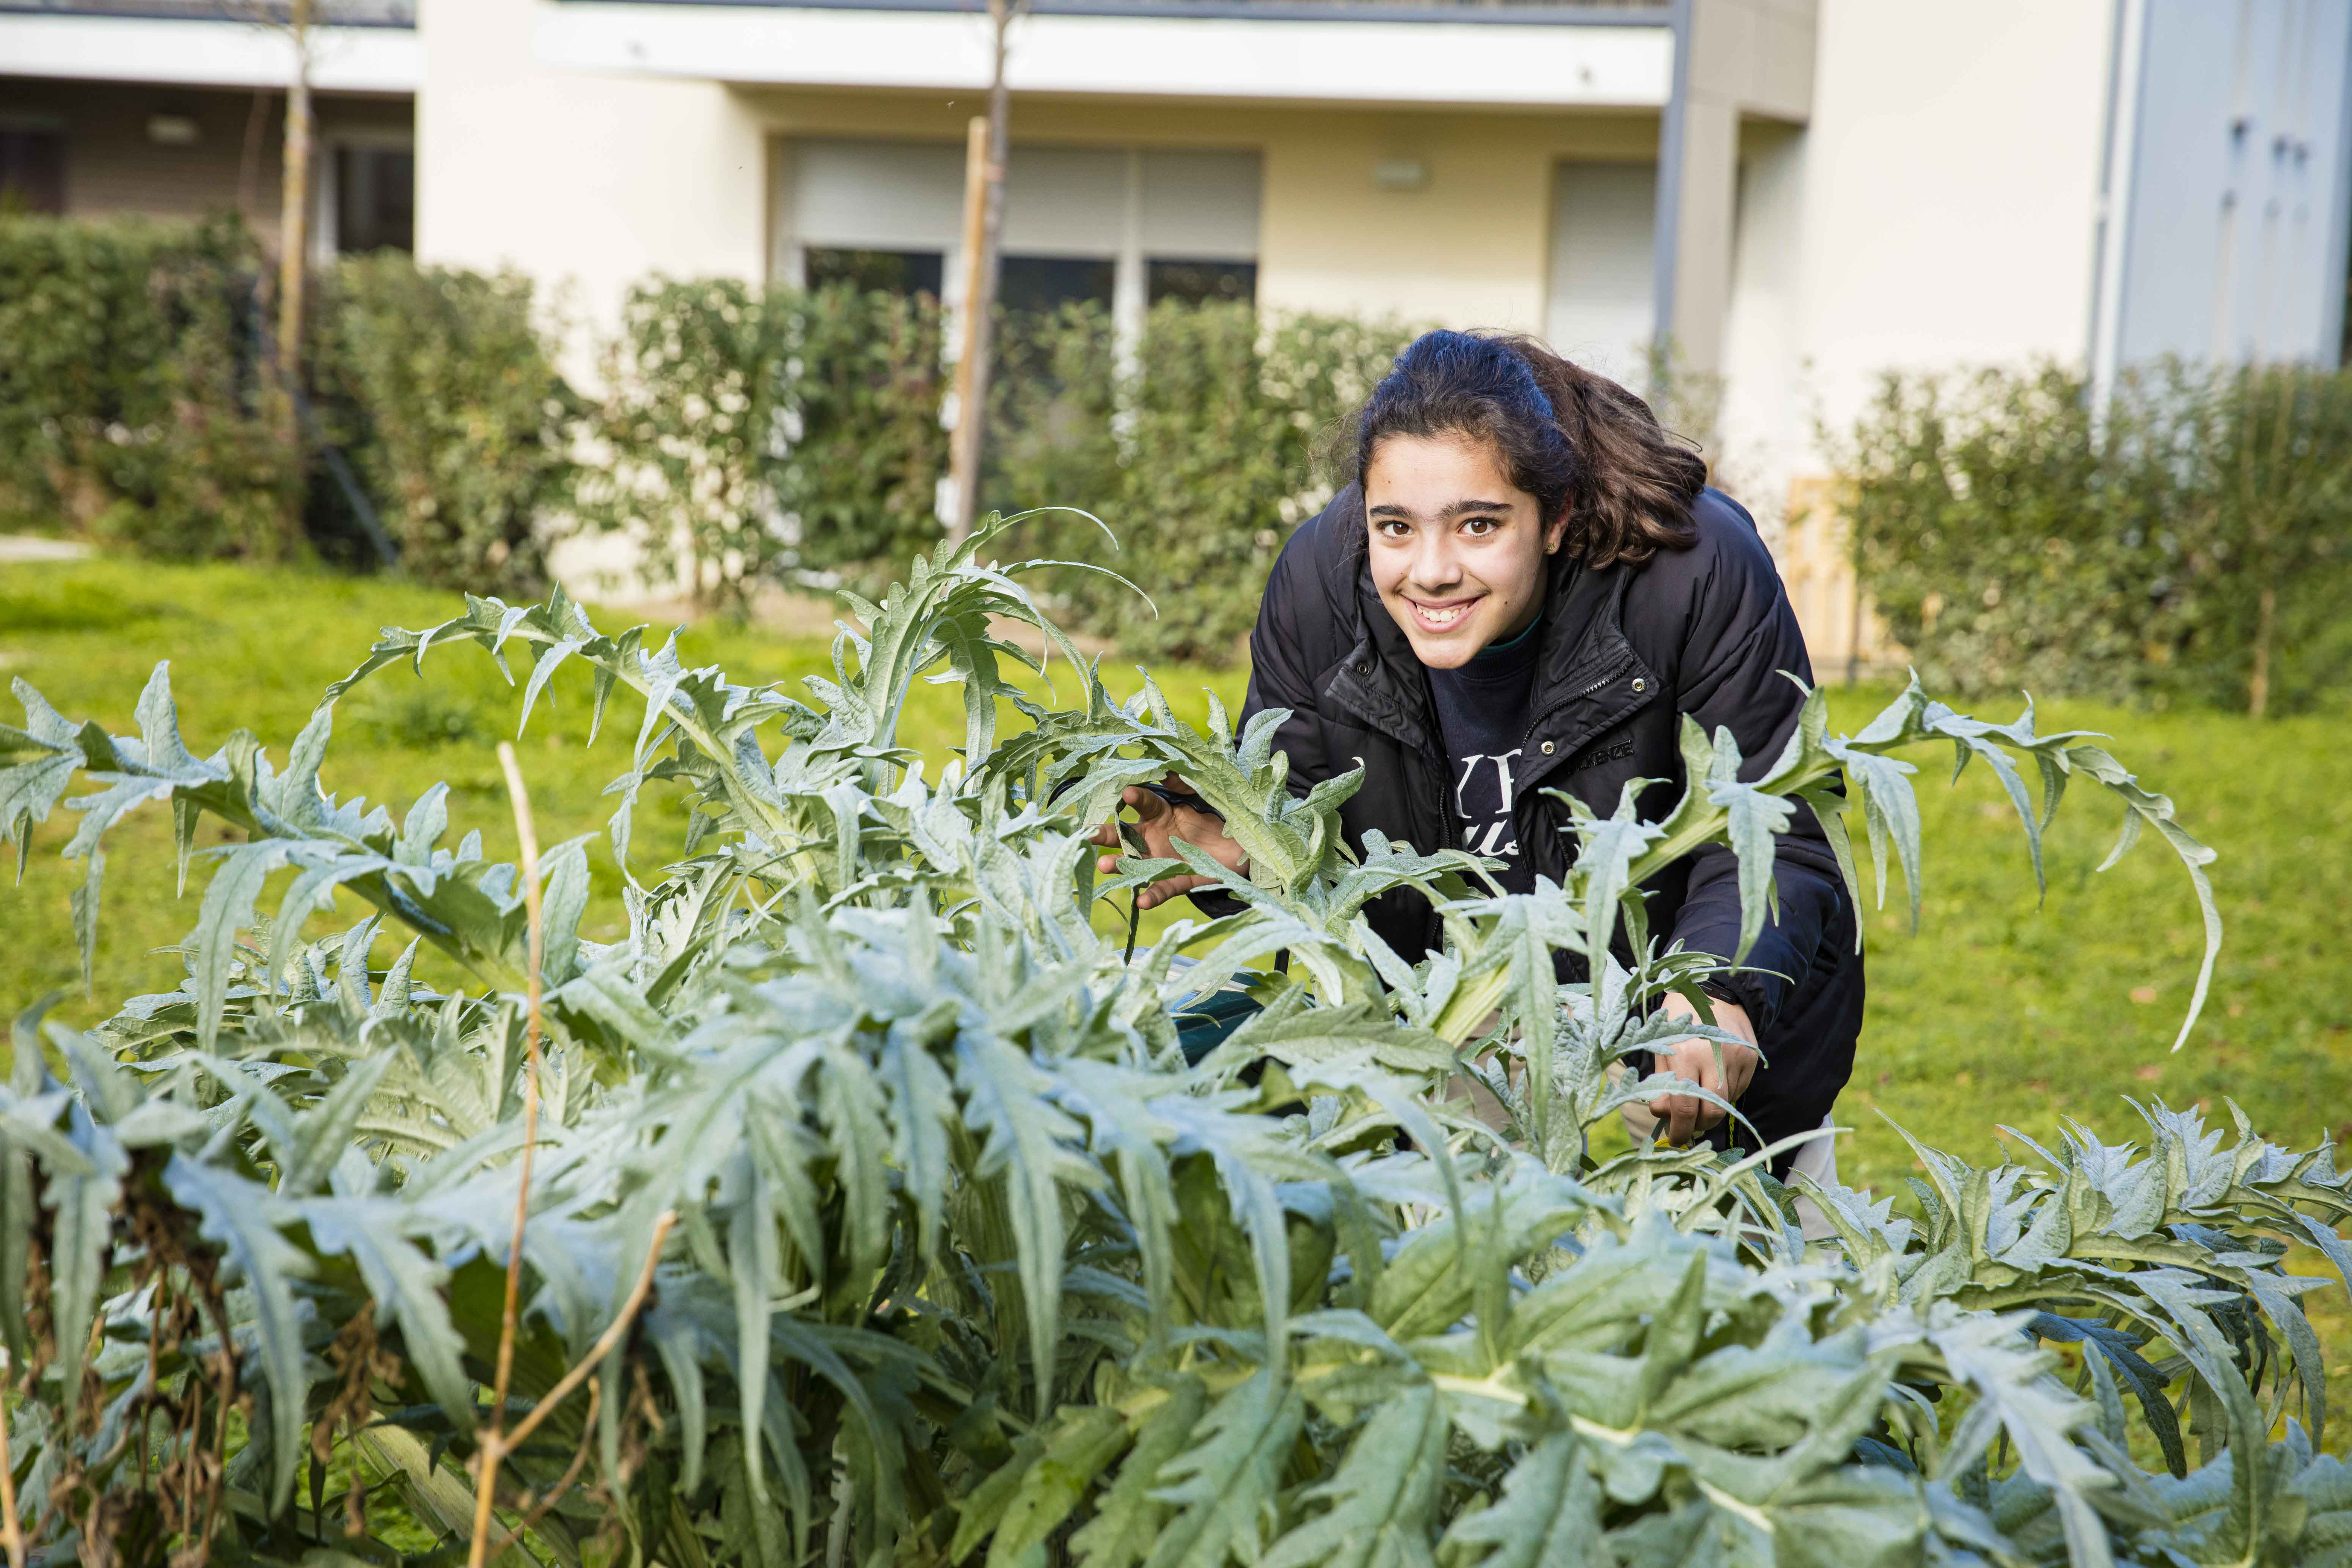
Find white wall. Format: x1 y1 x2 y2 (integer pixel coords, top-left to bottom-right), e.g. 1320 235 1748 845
2104 0 2352 371
1720 0 2118 481
414 0 768 369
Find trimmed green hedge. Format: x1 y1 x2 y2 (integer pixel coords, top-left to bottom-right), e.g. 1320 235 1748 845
1844 360 2352 713
575 282 1409 659
0 215 297 559
991 302 1409 662
0 215 572 592
313 256 576 597
572 277 951 612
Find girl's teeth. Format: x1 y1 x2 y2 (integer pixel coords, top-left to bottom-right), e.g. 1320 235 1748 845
1422 604 1464 625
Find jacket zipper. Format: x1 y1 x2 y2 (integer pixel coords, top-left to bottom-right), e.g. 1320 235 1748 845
1517 669 1620 753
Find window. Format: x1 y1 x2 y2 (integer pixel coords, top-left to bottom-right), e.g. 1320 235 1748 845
1000 255 1115 314
0 129 66 216
778 139 1262 333
1545 162 1655 387
335 145 413 254
807 247 944 298
1149 259 1257 307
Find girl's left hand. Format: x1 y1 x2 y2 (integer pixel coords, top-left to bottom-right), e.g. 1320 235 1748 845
1651 993 1759 1147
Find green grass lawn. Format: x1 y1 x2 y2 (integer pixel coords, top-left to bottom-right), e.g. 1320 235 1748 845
7 550 2351 1434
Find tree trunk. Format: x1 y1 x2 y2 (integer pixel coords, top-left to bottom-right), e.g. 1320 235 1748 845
273 0 315 561
277 0 313 389
945 0 1017 545
2249 582 2275 718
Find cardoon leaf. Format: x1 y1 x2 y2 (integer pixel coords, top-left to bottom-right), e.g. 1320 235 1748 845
1438 1431 1606 1568
1072 1380 1208 1568
299 1193 474 1434
46 1103 125 1397
1259 1381 1447 1568
1143 1370 1307 1568
954 1030 1102 1411
163 1152 314 1511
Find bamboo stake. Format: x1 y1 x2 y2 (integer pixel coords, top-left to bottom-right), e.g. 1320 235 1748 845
471 745 675 1568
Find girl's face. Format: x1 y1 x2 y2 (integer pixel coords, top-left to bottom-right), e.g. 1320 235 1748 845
1364 433 1569 669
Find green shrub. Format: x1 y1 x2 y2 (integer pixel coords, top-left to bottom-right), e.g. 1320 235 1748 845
577 277 951 614
786 279 952 578
1842 360 2352 713
579 284 1402 653
0 213 298 558
991 302 1412 661
5 515 2333 1568
313 256 578 597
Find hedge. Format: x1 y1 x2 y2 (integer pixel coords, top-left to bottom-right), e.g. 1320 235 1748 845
577 282 1409 658
312 255 577 597
0 215 297 559
571 277 951 612
1843 360 2352 713
988 300 1410 661
35 217 2352 705
0 215 572 593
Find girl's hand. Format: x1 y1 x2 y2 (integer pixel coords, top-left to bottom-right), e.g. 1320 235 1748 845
1651 993 1759 1146
1089 775 1248 910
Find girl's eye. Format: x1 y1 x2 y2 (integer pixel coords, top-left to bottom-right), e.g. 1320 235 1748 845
1460 516 1502 537
1375 520 1412 539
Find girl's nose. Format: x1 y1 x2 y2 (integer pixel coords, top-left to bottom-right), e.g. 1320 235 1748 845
1411 536 1461 588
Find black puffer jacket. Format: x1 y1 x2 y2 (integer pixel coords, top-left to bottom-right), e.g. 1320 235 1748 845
1228 483 1863 1151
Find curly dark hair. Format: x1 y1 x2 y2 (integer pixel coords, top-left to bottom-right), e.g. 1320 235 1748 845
1345 329 1706 567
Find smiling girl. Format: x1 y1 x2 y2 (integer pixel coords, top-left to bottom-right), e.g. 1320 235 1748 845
1097 329 1863 1174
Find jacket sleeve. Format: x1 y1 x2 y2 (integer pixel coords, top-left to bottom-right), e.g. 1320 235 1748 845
1186 503 1345 917
1235 506 1341 781
1661 496 1849 1039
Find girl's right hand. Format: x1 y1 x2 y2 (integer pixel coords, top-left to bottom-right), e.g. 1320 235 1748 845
1089 775 1249 910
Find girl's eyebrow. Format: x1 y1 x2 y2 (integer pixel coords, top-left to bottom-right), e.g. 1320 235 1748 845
1367 498 1516 520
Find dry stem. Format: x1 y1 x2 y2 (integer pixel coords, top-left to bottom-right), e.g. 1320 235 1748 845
462 1210 676 1567
483 1382 599 1558
471 742 550 1568
0 1357 24 1568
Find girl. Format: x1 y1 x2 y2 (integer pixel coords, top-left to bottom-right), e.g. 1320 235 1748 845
1097 329 1862 1173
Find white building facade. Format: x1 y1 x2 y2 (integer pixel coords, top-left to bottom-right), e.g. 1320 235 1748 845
6 0 2352 645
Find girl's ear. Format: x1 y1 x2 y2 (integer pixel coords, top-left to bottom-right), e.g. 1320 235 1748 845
1543 507 1572 555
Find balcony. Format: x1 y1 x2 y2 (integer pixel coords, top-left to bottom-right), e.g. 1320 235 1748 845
0 0 419 90
0 0 413 23
540 0 1677 109
564 0 1665 18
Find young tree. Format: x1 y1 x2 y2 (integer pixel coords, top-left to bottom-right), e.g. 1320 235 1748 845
946 0 1026 544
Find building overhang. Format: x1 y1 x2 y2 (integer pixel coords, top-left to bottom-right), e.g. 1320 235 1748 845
0 13 419 93
537 0 1673 109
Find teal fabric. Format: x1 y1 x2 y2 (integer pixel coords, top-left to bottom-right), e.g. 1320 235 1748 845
1471 611 1543 660
1174 987 1265 1065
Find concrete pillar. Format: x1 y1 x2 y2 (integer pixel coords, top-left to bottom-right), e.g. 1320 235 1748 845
1654 0 1815 376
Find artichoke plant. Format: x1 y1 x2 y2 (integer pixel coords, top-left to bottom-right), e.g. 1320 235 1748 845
0 515 2343 1568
